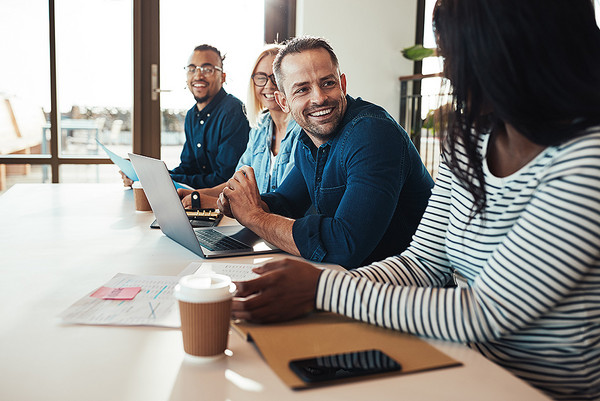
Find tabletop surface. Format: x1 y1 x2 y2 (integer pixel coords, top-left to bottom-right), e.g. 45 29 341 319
0 183 550 401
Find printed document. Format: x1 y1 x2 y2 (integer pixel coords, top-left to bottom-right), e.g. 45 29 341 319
59 273 181 328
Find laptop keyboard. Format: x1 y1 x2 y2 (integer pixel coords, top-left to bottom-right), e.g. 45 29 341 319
195 229 251 252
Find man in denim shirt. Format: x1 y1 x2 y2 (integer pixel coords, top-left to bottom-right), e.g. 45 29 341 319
220 37 433 268
169 44 250 188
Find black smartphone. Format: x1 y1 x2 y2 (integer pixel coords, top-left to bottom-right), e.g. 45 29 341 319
288 349 401 383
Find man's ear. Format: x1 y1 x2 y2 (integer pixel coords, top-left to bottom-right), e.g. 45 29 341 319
221 72 227 84
274 90 290 113
340 73 347 96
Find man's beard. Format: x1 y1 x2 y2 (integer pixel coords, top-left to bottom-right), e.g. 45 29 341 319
299 99 343 140
194 95 209 104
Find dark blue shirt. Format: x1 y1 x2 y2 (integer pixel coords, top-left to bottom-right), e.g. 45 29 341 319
261 95 434 268
170 88 250 188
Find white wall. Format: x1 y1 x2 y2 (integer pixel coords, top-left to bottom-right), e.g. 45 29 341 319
296 0 418 122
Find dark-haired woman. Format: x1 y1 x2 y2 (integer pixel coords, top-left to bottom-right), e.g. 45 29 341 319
231 1 600 399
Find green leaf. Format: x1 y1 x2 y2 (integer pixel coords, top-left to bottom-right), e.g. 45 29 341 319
401 45 437 61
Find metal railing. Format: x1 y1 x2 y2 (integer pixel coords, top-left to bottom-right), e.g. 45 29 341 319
399 72 447 179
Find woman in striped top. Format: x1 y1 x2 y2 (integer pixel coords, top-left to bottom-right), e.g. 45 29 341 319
232 0 600 399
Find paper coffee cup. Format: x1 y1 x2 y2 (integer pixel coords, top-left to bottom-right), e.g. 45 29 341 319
175 274 236 360
132 181 152 212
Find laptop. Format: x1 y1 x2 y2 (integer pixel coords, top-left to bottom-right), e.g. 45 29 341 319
129 153 281 258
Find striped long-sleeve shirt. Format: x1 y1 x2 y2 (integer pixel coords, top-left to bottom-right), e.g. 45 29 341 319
316 128 600 400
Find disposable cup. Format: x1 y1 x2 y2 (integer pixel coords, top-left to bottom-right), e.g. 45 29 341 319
174 274 236 360
132 181 152 212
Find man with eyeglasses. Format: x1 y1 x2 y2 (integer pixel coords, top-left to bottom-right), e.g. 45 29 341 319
121 44 249 188
218 37 434 269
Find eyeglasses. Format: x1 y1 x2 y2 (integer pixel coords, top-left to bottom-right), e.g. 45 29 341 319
185 64 223 76
252 73 277 87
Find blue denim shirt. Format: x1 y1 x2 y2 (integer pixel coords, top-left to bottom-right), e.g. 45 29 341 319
170 88 250 188
262 95 434 268
236 113 301 193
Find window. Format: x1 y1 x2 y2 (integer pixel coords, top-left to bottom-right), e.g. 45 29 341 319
0 0 50 191
0 0 281 195
398 0 445 178
55 0 133 158
0 0 133 193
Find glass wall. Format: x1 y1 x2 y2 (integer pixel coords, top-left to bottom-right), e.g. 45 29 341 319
0 0 279 195
0 164 50 193
55 0 133 159
59 164 125 183
0 0 50 193
0 0 133 194
159 0 265 170
410 0 445 179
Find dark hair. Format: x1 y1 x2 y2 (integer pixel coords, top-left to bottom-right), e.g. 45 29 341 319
433 0 600 218
273 36 339 92
193 44 226 68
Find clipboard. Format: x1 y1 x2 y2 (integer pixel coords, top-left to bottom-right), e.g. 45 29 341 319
232 313 462 389
96 139 138 181
96 139 192 190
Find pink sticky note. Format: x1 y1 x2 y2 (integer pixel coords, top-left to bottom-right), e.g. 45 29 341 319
90 286 142 300
90 287 112 299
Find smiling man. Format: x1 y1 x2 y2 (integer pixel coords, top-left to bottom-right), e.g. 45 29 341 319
168 45 250 188
219 37 434 268
120 45 249 188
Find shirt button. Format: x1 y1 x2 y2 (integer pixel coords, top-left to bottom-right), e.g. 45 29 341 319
202 165 207 170
272 185 276 189
207 113 211 117
316 177 321 182
197 143 202 148
200 120 204 125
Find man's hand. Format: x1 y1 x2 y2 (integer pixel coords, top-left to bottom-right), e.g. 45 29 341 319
220 166 265 223
177 188 194 208
177 188 194 200
232 258 322 323
119 171 134 187
217 191 233 217
219 166 300 256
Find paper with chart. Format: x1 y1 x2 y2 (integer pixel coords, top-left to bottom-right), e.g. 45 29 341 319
178 261 346 280
59 273 181 328
180 262 261 281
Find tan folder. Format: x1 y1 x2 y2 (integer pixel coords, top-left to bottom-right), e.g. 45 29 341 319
232 312 461 389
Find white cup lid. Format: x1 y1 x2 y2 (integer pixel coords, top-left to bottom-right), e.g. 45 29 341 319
132 181 143 189
174 274 235 303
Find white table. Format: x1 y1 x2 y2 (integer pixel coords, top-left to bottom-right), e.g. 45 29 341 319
0 184 550 401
